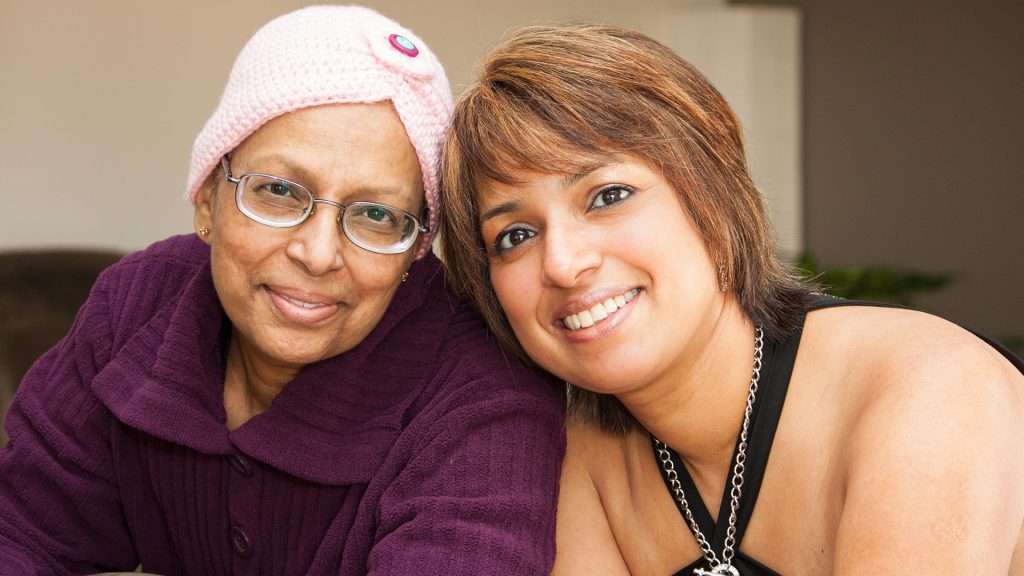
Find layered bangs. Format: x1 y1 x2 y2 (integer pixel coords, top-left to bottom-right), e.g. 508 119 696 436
450 76 615 191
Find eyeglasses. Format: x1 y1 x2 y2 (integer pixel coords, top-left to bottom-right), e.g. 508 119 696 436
220 156 428 255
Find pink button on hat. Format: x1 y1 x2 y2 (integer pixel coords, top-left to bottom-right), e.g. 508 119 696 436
186 5 453 258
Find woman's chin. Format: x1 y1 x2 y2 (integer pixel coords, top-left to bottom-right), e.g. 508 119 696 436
242 329 350 371
547 354 659 397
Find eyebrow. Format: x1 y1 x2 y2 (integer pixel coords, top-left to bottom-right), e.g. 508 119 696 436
560 171 588 189
480 200 519 224
236 154 312 182
479 163 612 224
240 154 418 205
349 185 418 205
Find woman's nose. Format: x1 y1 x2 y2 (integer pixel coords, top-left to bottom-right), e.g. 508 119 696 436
540 221 601 288
284 205 346 276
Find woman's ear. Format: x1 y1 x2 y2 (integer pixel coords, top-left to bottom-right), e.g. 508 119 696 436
193 176 219 245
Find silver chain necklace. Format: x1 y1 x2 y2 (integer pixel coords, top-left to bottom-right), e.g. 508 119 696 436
653 326 764 576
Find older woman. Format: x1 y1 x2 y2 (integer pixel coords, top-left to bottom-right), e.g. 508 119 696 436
0 7 564 575
440 24 1024 575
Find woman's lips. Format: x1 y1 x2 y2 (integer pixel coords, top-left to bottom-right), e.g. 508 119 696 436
266 286 340 324
559 288 639 330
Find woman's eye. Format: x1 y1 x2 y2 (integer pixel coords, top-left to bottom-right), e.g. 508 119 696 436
364 206 395 223
591 185 634 209
494 227 536 253
347 204 403 234
264 182 295 197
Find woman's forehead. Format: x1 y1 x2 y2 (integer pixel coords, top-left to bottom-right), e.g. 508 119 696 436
473 155 646 221
474 147 620 188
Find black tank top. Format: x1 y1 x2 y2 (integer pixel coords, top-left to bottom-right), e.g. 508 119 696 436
654 295 1024 576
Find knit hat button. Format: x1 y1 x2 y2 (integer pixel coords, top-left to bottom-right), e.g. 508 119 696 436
389 34 419 57
368 28 435 81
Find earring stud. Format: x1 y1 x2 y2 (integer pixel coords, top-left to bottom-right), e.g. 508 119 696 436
198 226 210 237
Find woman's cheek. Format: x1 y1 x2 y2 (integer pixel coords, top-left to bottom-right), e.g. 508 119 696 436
491 266 527 319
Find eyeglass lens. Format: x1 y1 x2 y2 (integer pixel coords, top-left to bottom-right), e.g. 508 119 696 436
236 174 420 254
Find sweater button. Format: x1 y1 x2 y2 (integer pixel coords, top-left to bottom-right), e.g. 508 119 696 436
230 525 252 557
229 452 253 477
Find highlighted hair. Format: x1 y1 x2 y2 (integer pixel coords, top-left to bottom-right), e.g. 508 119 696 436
440 24 810 432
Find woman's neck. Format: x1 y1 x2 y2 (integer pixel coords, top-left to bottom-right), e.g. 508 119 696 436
223 330 301 430
618 299 757 477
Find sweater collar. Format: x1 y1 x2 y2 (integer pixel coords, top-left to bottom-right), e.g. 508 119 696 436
93 239 449 485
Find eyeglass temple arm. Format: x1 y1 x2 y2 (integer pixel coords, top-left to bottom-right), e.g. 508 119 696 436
221 156 241 184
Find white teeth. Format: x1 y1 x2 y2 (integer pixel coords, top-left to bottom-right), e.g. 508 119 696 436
561 288 639 331
578 310 595 328
282 294 325 309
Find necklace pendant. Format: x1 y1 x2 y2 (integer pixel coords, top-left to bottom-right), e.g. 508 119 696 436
694 564 740 576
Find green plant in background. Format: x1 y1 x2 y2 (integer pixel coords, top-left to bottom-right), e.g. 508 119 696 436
795 252 954 306
795 253 1022 357
1003 337 1024 356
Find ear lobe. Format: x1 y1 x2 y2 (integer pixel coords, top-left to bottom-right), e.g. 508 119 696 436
193 176 218 244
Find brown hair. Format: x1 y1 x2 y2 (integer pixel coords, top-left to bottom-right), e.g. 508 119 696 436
439 23 811 433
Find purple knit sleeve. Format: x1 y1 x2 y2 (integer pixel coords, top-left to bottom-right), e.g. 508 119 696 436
363 352 566 575
0 268 139 575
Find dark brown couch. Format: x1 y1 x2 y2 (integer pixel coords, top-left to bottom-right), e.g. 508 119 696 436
0 249 123 445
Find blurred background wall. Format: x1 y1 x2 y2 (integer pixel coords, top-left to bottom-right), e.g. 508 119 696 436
1 0 1020 346
737 0 1023 348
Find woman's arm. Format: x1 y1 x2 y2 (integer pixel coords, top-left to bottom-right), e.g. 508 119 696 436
0 271 138 575
833 318 1024 574
364 366 567 575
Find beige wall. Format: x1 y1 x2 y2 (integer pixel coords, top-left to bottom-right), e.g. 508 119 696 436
737 0 1023 345
0 0 721 252
6 1 1014 343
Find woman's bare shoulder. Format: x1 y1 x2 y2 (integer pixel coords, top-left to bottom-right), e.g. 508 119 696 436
803 304 1023 404
802 304 1024 468
802 305 1024 571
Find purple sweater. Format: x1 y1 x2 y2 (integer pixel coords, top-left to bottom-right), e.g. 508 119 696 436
0 235 565 575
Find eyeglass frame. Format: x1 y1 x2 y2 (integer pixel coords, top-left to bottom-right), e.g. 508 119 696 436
219 156 429 255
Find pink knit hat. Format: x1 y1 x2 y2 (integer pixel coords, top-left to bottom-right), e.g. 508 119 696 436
186 5 453 258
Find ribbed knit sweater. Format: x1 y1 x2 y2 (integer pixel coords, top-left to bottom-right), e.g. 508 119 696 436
0 235 565 575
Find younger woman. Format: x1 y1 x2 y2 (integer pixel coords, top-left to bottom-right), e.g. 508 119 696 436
440 23 1024 575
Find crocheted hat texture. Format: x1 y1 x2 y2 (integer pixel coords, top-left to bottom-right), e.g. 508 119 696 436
186 5 453 258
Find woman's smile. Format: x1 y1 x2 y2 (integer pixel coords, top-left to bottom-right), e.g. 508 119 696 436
558 287 640 331
264 285 343 324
